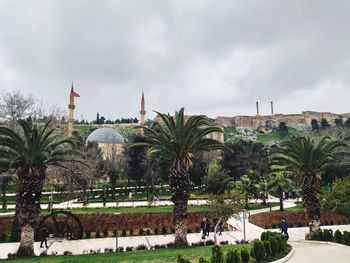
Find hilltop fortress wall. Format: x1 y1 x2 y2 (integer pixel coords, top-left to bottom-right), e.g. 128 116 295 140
216 111 350 128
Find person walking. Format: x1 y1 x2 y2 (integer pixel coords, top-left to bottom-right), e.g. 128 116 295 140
205 218 211 237
200 217 207 239
40 227 49 248
280 218 289 240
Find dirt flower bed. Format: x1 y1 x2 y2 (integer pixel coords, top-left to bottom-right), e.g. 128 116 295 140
0 212 214 235
250 210 348 228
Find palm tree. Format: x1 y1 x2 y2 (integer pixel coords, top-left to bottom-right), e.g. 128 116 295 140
235 175 259 209
267 173 293 211
270 136 348 237
0 120 83 256
135 108 223 246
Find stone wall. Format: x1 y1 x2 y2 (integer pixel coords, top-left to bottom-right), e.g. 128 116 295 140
216 111 350 129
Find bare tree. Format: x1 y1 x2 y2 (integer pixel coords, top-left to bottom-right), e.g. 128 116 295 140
0 89 36 122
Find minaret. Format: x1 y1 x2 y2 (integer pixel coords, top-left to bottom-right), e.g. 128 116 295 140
140 91 146 135
271 101 274 115
256 101 259 116
68 84 75 137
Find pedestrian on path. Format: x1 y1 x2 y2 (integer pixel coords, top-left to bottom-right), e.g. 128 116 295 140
280 218 289 240
40 227 49 248
200 217 207 239
205 218 211 237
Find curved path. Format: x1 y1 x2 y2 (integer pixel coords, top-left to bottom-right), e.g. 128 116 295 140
288 241 350 263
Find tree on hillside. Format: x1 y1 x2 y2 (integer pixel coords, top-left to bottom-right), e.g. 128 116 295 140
267 173 293 211
221 140 268 182
0 120 83 256
335 118 343 127
320 118 331 129
278 122 288 138
270 136 349 238
311 119 320 131
345 118 350 128
134 108 223 246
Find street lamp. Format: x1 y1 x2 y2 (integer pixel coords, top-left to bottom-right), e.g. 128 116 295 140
242 209 250 242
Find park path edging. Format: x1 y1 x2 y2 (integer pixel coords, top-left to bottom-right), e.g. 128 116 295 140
271 247 294 263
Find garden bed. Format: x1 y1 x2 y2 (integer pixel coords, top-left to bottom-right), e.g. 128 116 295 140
250 210 349 229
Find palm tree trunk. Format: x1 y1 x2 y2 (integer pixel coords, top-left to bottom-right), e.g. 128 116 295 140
302 175 321 238
169 166 191 247
245 195 249 209
16 169 44 257
279 190 284 211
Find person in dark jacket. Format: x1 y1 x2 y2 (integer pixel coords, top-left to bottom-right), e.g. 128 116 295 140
40 227 49 248
205 218 211 236
280 218 289 240
200 217 207 239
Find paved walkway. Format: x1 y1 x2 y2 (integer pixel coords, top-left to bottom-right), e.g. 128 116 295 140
288 241 350 263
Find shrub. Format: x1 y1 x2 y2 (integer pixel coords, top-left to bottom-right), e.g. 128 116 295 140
154 227 159 235
139 228 144 235
343 231 350 245
252 240 266 262
198 257 209 263
289 223 294 228
334 230 342 243
116 247 124 252
225 249 241 263
196 226 201 233
271 223 277 228
154 244 166 249
136 244 147 250
162 227 168 235
205 240 215 246
129 229 134 236
269 237 278 256
177 254 191 263
210 245 224 263
260 232 267 241
323 229 333 241
95 230 101 238
63 251 72 256
0 232 7 242
264 225 269 229
167 242 175 248
275 236 285 252
187 228 192 233
121 229 126 237
85 231 91 239
126 246 133 251
104 248 114 253
103 229 109 237
240 248 250 263
263 241 272 258
171 228 175 234
146 229 151 235
297 222 303 227
330 220 334 225
220 241 228 245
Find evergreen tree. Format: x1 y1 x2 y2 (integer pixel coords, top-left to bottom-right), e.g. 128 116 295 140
320 118 330 129
311 119 320 131
335 118 343 127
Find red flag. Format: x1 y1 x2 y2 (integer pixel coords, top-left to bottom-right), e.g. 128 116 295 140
71 90 80 97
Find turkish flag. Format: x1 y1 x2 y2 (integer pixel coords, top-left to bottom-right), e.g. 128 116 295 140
71 90 80 97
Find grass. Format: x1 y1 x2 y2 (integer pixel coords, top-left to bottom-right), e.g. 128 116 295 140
36 203 277 216
4 243 292 263
257 128 303 144
272 203 305 213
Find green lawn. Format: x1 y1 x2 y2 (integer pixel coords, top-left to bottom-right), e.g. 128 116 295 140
272 203 305 213
3 244 292 263
257 128 304 144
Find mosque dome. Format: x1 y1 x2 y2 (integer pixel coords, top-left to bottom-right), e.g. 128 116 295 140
86 128 124 144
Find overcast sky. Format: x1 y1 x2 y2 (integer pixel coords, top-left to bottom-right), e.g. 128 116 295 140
0 0 349 121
